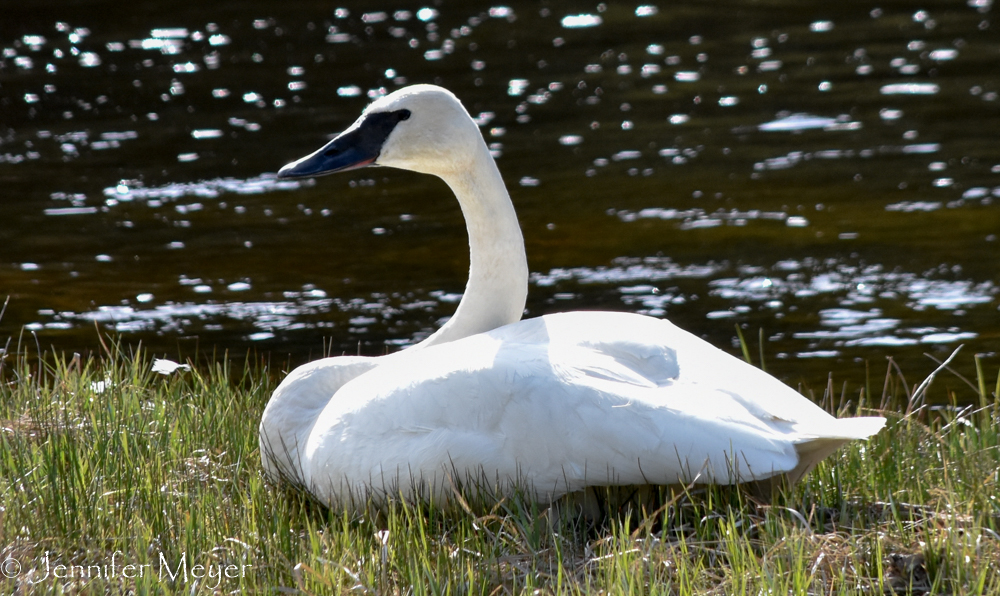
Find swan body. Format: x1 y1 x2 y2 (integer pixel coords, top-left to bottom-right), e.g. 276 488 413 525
261 84 885 508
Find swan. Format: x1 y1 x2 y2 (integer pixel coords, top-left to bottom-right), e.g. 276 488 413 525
260 84 885 508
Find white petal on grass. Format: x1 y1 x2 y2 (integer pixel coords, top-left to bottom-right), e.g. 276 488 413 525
152 358 192 375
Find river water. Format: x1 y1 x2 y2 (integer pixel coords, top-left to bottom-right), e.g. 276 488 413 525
2 0 998 396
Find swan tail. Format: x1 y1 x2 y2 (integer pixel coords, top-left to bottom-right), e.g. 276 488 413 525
817 415 888 440
786 416 887 485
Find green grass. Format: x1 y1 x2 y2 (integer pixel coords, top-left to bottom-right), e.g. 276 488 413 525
1 338 998 594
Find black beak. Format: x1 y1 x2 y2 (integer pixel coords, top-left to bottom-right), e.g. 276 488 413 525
277 108 411 179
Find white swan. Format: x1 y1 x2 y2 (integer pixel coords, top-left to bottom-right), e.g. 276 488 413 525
260 84 885 508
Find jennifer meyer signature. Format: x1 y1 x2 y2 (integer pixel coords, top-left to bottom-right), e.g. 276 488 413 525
1 551 252 589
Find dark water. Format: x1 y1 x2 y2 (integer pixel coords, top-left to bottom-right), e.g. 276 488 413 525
2 0 998 395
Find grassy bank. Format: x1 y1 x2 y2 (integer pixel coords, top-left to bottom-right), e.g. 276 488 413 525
1 340 998 595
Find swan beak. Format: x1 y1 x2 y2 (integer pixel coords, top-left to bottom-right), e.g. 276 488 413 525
277 109 410 179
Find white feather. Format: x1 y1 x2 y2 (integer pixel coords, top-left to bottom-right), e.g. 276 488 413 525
260 85 885 508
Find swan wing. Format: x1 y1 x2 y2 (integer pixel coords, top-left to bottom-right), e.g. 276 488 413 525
260 356 379 484
301 312 882 505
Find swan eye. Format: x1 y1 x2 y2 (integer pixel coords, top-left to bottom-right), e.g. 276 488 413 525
397 109 411 121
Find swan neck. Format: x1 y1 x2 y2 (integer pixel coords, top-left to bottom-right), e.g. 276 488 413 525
419 143 527 347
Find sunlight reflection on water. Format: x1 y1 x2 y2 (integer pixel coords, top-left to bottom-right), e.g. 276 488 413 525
2 0 998 386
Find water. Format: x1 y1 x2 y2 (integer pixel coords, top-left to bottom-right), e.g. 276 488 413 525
2 0 998 395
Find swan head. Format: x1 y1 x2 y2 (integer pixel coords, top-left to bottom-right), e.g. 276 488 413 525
277 84 483 180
